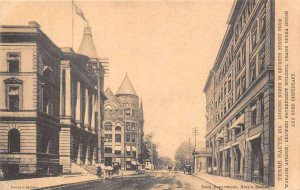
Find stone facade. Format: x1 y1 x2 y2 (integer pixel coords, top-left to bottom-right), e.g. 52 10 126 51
0 23 106 177
0 22 61 178
103 75 144 170
202 0 274 186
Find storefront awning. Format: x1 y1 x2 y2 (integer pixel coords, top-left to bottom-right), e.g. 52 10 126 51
246 132 261 141
230 114 244 129
126 146 131 151
115 146 121 151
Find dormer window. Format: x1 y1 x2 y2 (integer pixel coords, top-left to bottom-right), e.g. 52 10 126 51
7 53 20 73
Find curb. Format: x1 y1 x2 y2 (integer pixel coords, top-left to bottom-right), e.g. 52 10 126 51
34 173 139 190
192 174 223 190
34 178 104 190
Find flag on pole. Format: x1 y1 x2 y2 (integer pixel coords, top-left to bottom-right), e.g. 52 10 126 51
73 1 87 22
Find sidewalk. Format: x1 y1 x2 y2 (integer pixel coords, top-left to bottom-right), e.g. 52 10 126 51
194 173 274 190
0 171 138 190
0 174 99 190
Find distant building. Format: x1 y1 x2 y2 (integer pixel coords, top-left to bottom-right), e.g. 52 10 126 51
0 22 62 178
201 0 274 186
103 74 144 170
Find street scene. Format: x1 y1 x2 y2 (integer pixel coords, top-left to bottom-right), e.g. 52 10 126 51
48 172 214 190
0 0 275 189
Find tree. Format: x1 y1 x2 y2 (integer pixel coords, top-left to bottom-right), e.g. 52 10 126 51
157 156 174 170
174 140 194 170
141 133 159 168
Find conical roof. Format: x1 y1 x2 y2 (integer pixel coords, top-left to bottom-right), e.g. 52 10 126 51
140 98 144 120
78 26 98 59
116 74 137 96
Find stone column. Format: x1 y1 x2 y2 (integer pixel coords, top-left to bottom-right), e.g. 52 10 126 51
75 81 81 127
85 145 90 165
77 141 82 165
92 146 96 165
65 68 71 116
84 88 89 129
91 94 96 132
247 140 253 181
230 148 235 178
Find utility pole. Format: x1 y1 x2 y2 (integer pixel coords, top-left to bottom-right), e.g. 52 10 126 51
192 127 199 148
192 127 199 174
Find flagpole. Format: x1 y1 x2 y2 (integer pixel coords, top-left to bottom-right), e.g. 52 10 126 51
72 0 74 49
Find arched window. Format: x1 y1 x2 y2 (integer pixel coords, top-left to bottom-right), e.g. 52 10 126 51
115 126 121 131
105 122 112 130
8 129 20 153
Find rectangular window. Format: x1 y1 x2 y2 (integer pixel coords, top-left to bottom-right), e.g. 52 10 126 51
224 82 227 96
250 59 256 83
119 109 123 115
126 134 131 142
131 134 136 143
251 106 257 126
235 25 239 42
126 122 131 131
259 48 265 73
228 97 232 109
115 150 121 155
236 78 241 98
241 73 246 93
236 53 241 73
8 86 20 111
261 98 264 122
260 13 266 38
242 45 246 65
105 134 112 142
115 134 121 142
131 123 136 131
228 75 232 92
227 124 231 141
132 110 136 117
251 24 257 50
125 109 131 116
7 53 20 73
104 147 112 153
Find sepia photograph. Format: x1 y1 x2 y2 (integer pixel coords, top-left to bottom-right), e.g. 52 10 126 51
0 0 299 189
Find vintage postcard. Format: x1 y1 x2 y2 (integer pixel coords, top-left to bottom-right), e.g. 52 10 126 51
0 0 299 189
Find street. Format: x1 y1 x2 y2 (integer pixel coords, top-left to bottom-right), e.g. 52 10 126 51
54 172 215 190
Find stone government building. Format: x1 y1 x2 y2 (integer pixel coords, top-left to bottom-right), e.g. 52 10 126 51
0 21 109 178
196 0 275 186
103 75 144 171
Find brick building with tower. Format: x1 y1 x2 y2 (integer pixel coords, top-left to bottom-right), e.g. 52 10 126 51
103 74 144 170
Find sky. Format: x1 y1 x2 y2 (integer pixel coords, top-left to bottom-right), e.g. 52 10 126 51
0 0 234 159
